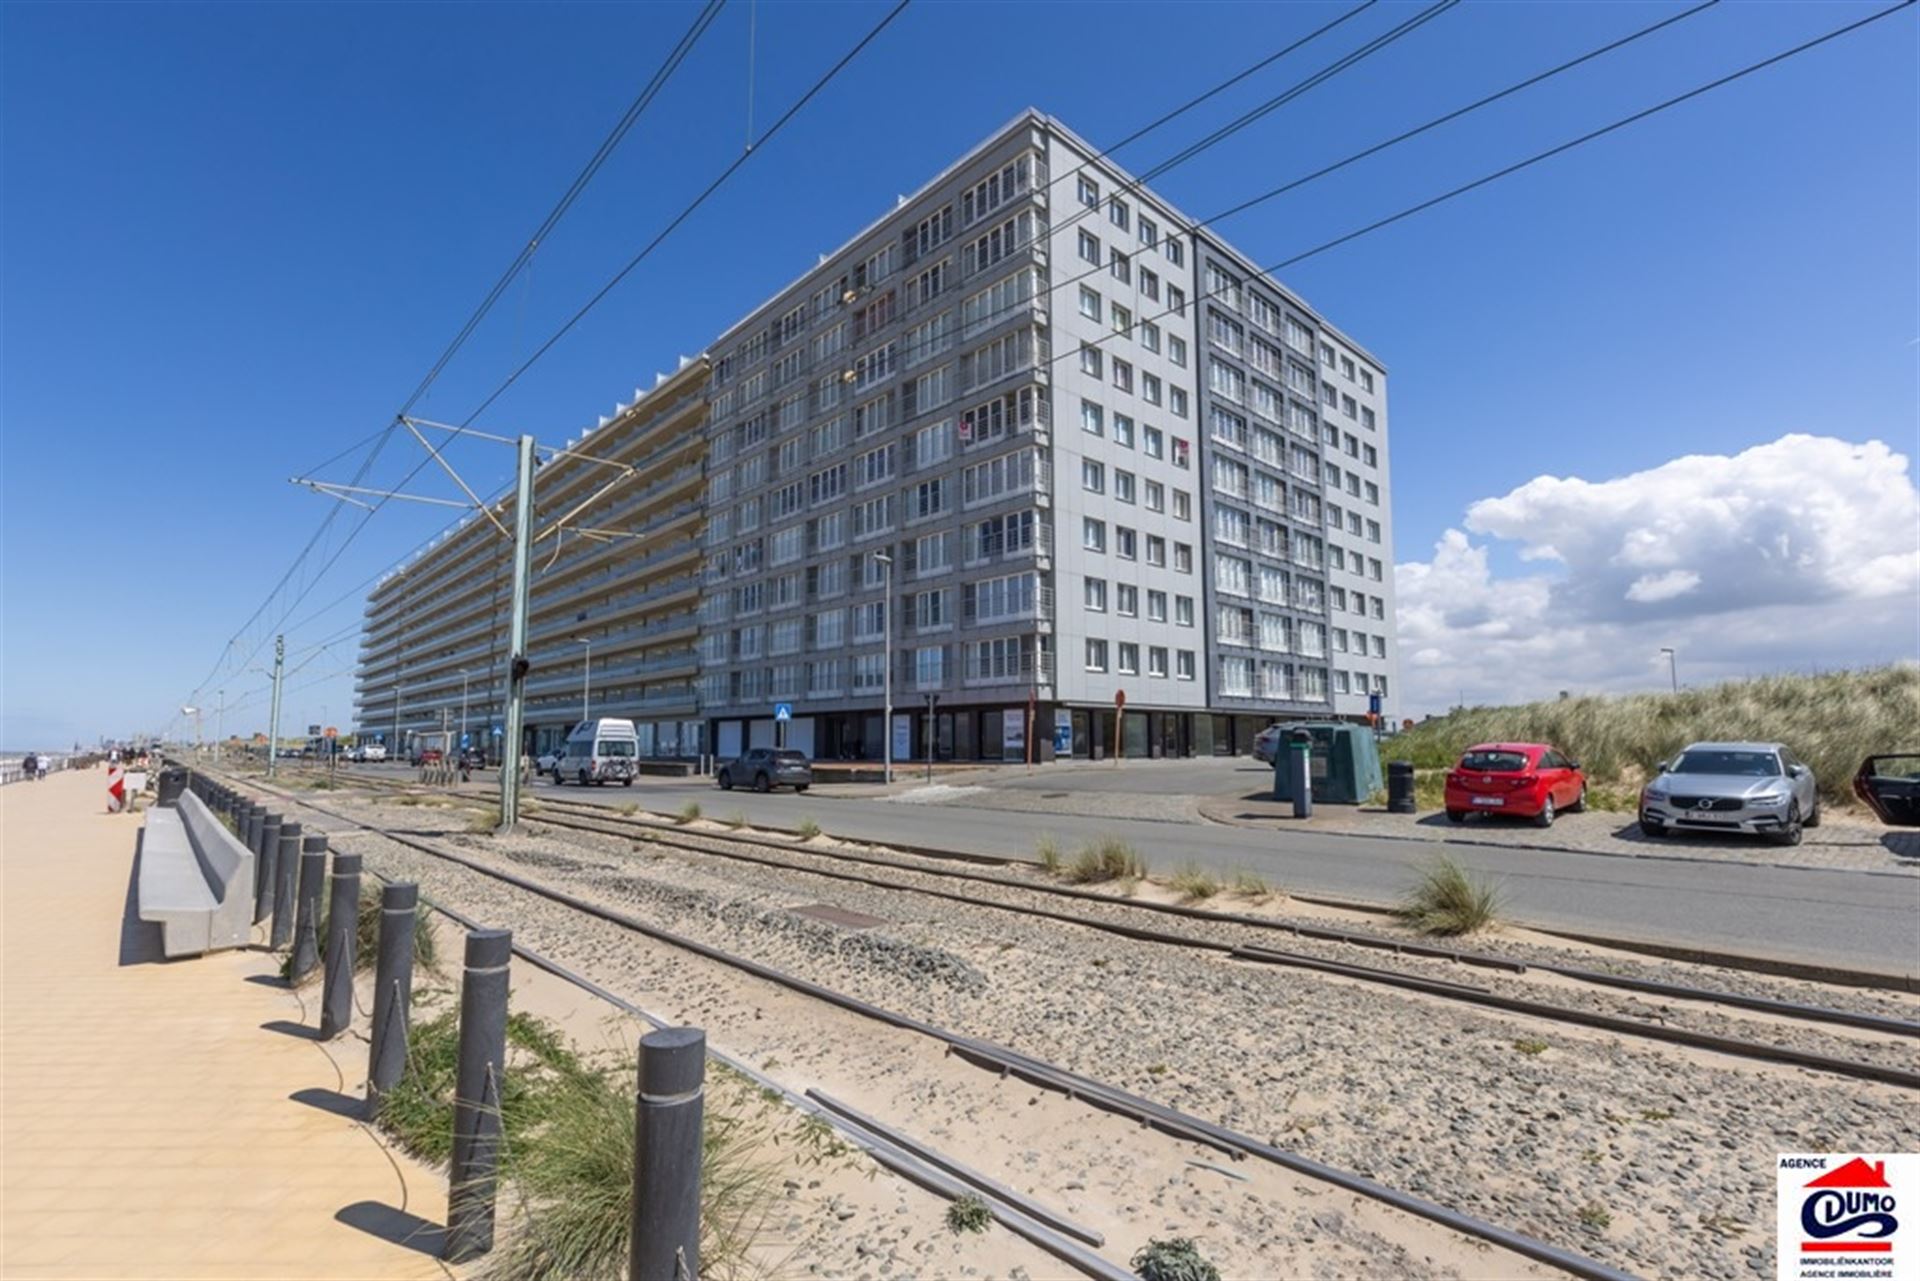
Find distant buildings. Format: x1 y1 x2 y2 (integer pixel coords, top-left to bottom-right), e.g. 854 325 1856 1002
355 111 1396 762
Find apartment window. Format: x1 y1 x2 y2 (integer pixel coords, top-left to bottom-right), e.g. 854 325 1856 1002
915 530 951 576
1168 284 1186 316
1342 394 1357 420
1168 335 1188 368
1142 373 1162 406
1363 444 1378 468
1115 527 1138 560
1334 669 1351 695
1148 646 1168 678
1112 414 1135 448
1112 359 1133 394
914 421 954 469
1085 639 1108 672
1143 426 1163 460
1367 519 1382 544
1175 595 1194 627
1077 174 1099 208
1373 634 1387 658
1083 518 1106 552
1140 269 1159 303
1081 399 1104 436
1173 489 1191 521
1361 369 1375 393
1113 470 1135 504
1170 387 1189 419
1117 643 1139 676
1082 460 1105 493
1108 197 1129 231
1078 229 1100 265
1174 542 1194 573
1146 589 1167 622
1145 533 1166 566
1116 584 1138 617
1369 557 1384 581
1111 303 1132 336
1084 578 1107 612
1079 344 1103 379
1341 356 1356 381
1139 320 1160 352
1362 406 1377 431
1109 248 1131 285
1143 480 1165 513
1176 649 1195 679
1364 482 1379 505
1173 436 1191 468
1079 286 1102 322
1165 237 1184 267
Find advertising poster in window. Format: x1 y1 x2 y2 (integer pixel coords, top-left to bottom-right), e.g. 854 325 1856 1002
892 714 913 763
1003 708 1026 757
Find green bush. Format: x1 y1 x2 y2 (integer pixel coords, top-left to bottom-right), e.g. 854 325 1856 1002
1132 1237 1221 1281
1388 666 1916 809
945 1192 991 1234
677 802 702 825
1035 834 1062 874
795 816 821 840
1399 856 1503 936
1063 837 1146 884
1168 865 1219 901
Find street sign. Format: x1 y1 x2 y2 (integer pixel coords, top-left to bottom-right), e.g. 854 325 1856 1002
307 723 322 737
323 727 337 740
492 725 502 737
1115 689 1126 710
774 702 793 723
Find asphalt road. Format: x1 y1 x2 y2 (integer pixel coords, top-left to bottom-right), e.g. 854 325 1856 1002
342 762 1918 979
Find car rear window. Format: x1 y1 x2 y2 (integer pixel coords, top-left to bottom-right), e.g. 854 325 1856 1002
599 741 636 757
1459 750 1529 772
774 751 808 763
1671 750 1778 776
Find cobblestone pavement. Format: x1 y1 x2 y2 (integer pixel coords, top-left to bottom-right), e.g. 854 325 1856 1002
1197 792 1920 876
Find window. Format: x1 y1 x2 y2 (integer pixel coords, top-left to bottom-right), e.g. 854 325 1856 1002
1143 426 1164 459
1078 229 1100 265
1109 248 1130 284
1079 344 1103 379
1365 481 1379 505
1175 595 1194 627
915 530 951 577
1367 519 1382 544
1077 174 1099 208
1145 533 1166 565
1168 335 1188 368
1111 303 1132 336
1173 489 1191 521
1217 555 1250 597
1148 647 1168 678
1174 542 1194 573
1144 480 1164 512
1139 216 1158 247
1373 634 1387 658
1176 649 1196 679
914 421 954 469
1140 268 1159 302
1115 526 1137 560
960 448 1036 505
1168 284 1186 316
1165 237 1184 267
1361 369 1375 393
1142 373 1162 406
1113 470 1135 504
1342 394 1357 420
1084 578 1107 612
1112 358 1133 394
962 212 1038 276
909 477 949 521
1117 643 1139 675
1362 406 1376 431
1170 387 1189 419
1341 355 1356 381
1363 444 1378 468
961 154 1033 227
1139 320 1160 352
1081 399 1104 436
1078 286 1101 322
1083 518 1106 552
1147 589 1167 622
1108 197 1129 231
854 443 895 488
1116 584 1138 617
1082 460 1105 493
1085 639 1108 672
1113 414 1135 448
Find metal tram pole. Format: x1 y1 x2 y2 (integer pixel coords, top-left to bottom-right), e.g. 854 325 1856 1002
266 635 285 779
875 549 893 785
498 434 536 832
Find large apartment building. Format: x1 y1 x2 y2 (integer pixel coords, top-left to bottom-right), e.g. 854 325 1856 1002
355 110 1397 763
354 359 709 760
696 110 1396 763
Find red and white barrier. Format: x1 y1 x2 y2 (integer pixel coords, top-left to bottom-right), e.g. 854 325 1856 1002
106 765 126 813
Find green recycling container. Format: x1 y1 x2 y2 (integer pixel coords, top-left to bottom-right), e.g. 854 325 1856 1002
1270 722 1384 804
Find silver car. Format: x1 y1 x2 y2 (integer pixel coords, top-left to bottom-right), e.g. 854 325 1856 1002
1639 741 1819 846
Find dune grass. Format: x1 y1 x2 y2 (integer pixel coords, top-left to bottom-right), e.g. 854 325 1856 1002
1398 856 1504 936
283 881 439 980
1168 865 1220 901
1062 836 1147 884
1388 666 1916 811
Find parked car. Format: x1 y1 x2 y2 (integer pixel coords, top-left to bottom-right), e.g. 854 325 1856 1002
1252 724 1284 764
1854 753 1920 827
410 747 443 768
1639 741 1818 846
360 742 387 763
553 717 639 786
1444 742 1586 828
716 748 813 793
536 749 564 775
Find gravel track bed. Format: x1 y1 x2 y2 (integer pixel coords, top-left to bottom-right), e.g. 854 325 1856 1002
326 821 1503 1281
325 796 1916 1281
531 803 1920 1036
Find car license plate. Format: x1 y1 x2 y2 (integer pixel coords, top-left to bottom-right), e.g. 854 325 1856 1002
1687 809 1718 822
1471 796 1504 807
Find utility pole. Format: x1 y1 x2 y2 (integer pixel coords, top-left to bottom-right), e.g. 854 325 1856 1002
266 635 285 779
874 550 893 785
573 635 592 727
498 435 536 831
215 689 225 766
392 680 403 757
460 671 471 753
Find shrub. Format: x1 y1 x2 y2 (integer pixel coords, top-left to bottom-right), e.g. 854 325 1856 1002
1513 1037 1549 1056
1228 870 1275 900
1132 1237 1221 1281
945 1192 991 1235
1168 865 1219 901
677 802 702 825
469 805 501 833
796 816 821 840
1063 837 1146 884
1577 1202 1612 1231
1399 857 1503 936
284 880 439 980
1035 834 1062 874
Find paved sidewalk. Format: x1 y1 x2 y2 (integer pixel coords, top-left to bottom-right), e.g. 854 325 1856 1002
0 771 453 1280
1197 790 1920 876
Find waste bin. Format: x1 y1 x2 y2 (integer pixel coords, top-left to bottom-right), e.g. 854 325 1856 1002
156 767 189 808
1387 760 1417 814
1270 723 1385 804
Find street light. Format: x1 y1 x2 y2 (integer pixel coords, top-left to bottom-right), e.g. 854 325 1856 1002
215 689 225 765
572 636 592 727
460 671 474 753
872 550 893 785
1659 647 1678 694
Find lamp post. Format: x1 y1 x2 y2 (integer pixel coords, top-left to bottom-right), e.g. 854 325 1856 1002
1659 647 1678 694
573 636 592 728
392 680 403 758
460 671 473 753
215 689 225 765
873 551 893 785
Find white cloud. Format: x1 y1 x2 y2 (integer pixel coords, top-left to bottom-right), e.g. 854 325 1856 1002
1394 434 1920 714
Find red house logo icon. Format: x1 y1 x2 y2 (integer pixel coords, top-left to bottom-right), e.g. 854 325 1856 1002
1800 1158 1899 1255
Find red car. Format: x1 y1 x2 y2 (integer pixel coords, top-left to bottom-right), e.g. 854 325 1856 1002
1444 742 1586 828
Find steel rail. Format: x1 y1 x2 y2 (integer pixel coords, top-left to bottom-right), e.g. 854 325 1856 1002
267 793 1637 1281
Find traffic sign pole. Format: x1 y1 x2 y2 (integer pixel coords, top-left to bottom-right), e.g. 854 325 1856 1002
1113 690 1126 766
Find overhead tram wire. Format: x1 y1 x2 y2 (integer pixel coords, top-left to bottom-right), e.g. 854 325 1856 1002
948 0 1726 345
1047 0 1917 383
248 0 918 703
183 0 727 709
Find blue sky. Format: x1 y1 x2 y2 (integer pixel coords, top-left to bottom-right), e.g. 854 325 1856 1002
4 0 1915 744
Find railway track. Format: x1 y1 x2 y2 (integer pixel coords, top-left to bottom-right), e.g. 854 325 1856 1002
230 767 1640 1281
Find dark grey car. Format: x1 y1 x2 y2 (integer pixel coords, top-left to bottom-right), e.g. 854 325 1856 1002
1639 741 1819 846
717 748 813 793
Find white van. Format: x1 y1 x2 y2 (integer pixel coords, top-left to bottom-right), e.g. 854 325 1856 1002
553 718 639 786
